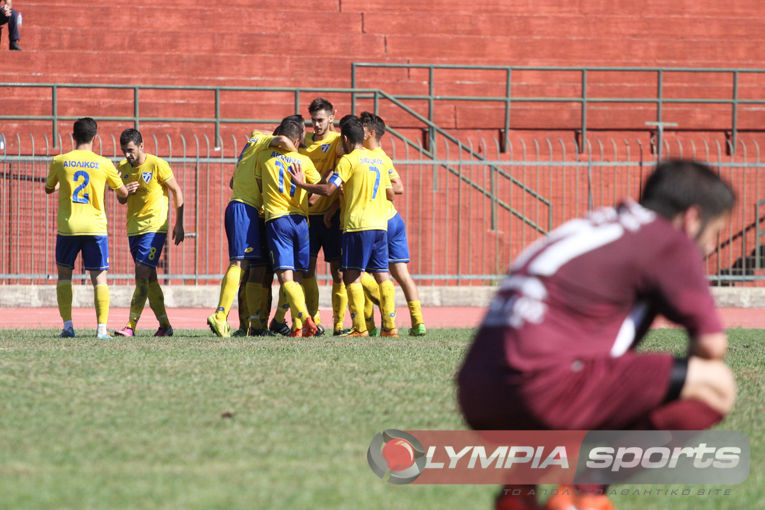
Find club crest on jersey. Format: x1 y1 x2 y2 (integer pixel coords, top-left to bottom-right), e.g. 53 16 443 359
142 171 153 184
321 143 330 153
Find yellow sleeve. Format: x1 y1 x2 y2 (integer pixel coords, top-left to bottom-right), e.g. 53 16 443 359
105 160 124 190
381 168 392 190
157 159 174 183
335 155 352 183
305 161 321 184
45 159 59 189
254 152 263 180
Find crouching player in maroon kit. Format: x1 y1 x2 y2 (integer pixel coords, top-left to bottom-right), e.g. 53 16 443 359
457 160 737 510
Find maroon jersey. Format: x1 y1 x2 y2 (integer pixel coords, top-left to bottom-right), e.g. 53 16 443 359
465 200 722 373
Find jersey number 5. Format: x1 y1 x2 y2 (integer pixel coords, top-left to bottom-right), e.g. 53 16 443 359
72 171 90 204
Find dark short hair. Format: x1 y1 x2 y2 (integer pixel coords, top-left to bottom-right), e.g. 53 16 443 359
73 117 98 144
360 111 386 141
282 114 304 127
338 114 356 129
119 128 143 147
308 98 334 115
277 119 303 142
340 116 365 145
640 159 735 222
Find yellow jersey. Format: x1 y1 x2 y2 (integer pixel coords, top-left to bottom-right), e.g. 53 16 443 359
329 148 392 232
46 149 123 236
117 154 174 236
231 130 274 208
370 146 401 220
300 131 342 215
255 149 321 222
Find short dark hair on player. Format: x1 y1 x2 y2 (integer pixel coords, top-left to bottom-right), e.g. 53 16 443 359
73 117 98 144
119 128 143 147
340 116 365 145
640 159 736 222
361 111 386 141
278 119 303 142
338 114 356 129
308 98 334 115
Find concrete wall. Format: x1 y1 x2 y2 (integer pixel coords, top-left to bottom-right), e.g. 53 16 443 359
1 285 763 309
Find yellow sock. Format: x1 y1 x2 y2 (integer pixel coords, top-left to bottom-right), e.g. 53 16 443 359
246 282 262 330
379 279 397 330
408 300 424 327
332 282 348 331
361 272 380 305
57 280 73 322
215 265 243 321
94 284 110 325
282 281 308 330
347 282 366 333
274 285 289 323
361 272 380 330
260 286 272 328
237 281 248 330
128 279 149 329
303 276 321 324
148 280 170 328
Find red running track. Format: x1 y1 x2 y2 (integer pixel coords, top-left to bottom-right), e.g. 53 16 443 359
3 307 765 331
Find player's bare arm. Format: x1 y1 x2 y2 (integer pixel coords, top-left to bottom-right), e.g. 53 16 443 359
386 187 395 202
323 200 341 228
164 176 185 245
115 184 129 203
390 176 404 194
269 135 298 153
289 162 338 197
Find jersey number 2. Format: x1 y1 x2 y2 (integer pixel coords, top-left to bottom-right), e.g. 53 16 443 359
72 171 90 204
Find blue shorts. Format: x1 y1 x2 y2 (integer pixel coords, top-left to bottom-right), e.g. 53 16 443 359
55 234 109 271
225 201 264 262
128 232 167 268
387 213 411 263
249 217 271 268
266 214 310 272
341 230 389 273
309 211 342 261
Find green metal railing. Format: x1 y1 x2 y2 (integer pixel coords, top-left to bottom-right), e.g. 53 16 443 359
352 64 765 154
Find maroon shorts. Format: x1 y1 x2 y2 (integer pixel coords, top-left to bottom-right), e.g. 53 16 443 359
458 351 676 430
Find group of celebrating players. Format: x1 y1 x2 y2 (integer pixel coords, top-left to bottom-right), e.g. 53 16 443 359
45 98 427 339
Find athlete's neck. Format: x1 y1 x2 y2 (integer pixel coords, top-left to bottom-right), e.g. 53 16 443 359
75 142 93 152
364 139 380 151
312 130 332 142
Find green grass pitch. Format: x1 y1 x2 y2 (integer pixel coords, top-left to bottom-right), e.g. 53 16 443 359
0 328 761 509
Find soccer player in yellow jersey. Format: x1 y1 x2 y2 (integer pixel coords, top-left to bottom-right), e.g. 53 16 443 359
206 125 298 337
45 118 129 338
299 98 347 336
359 113 427 336
289 116 398 337
255 119 321 337
112 129 184 338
